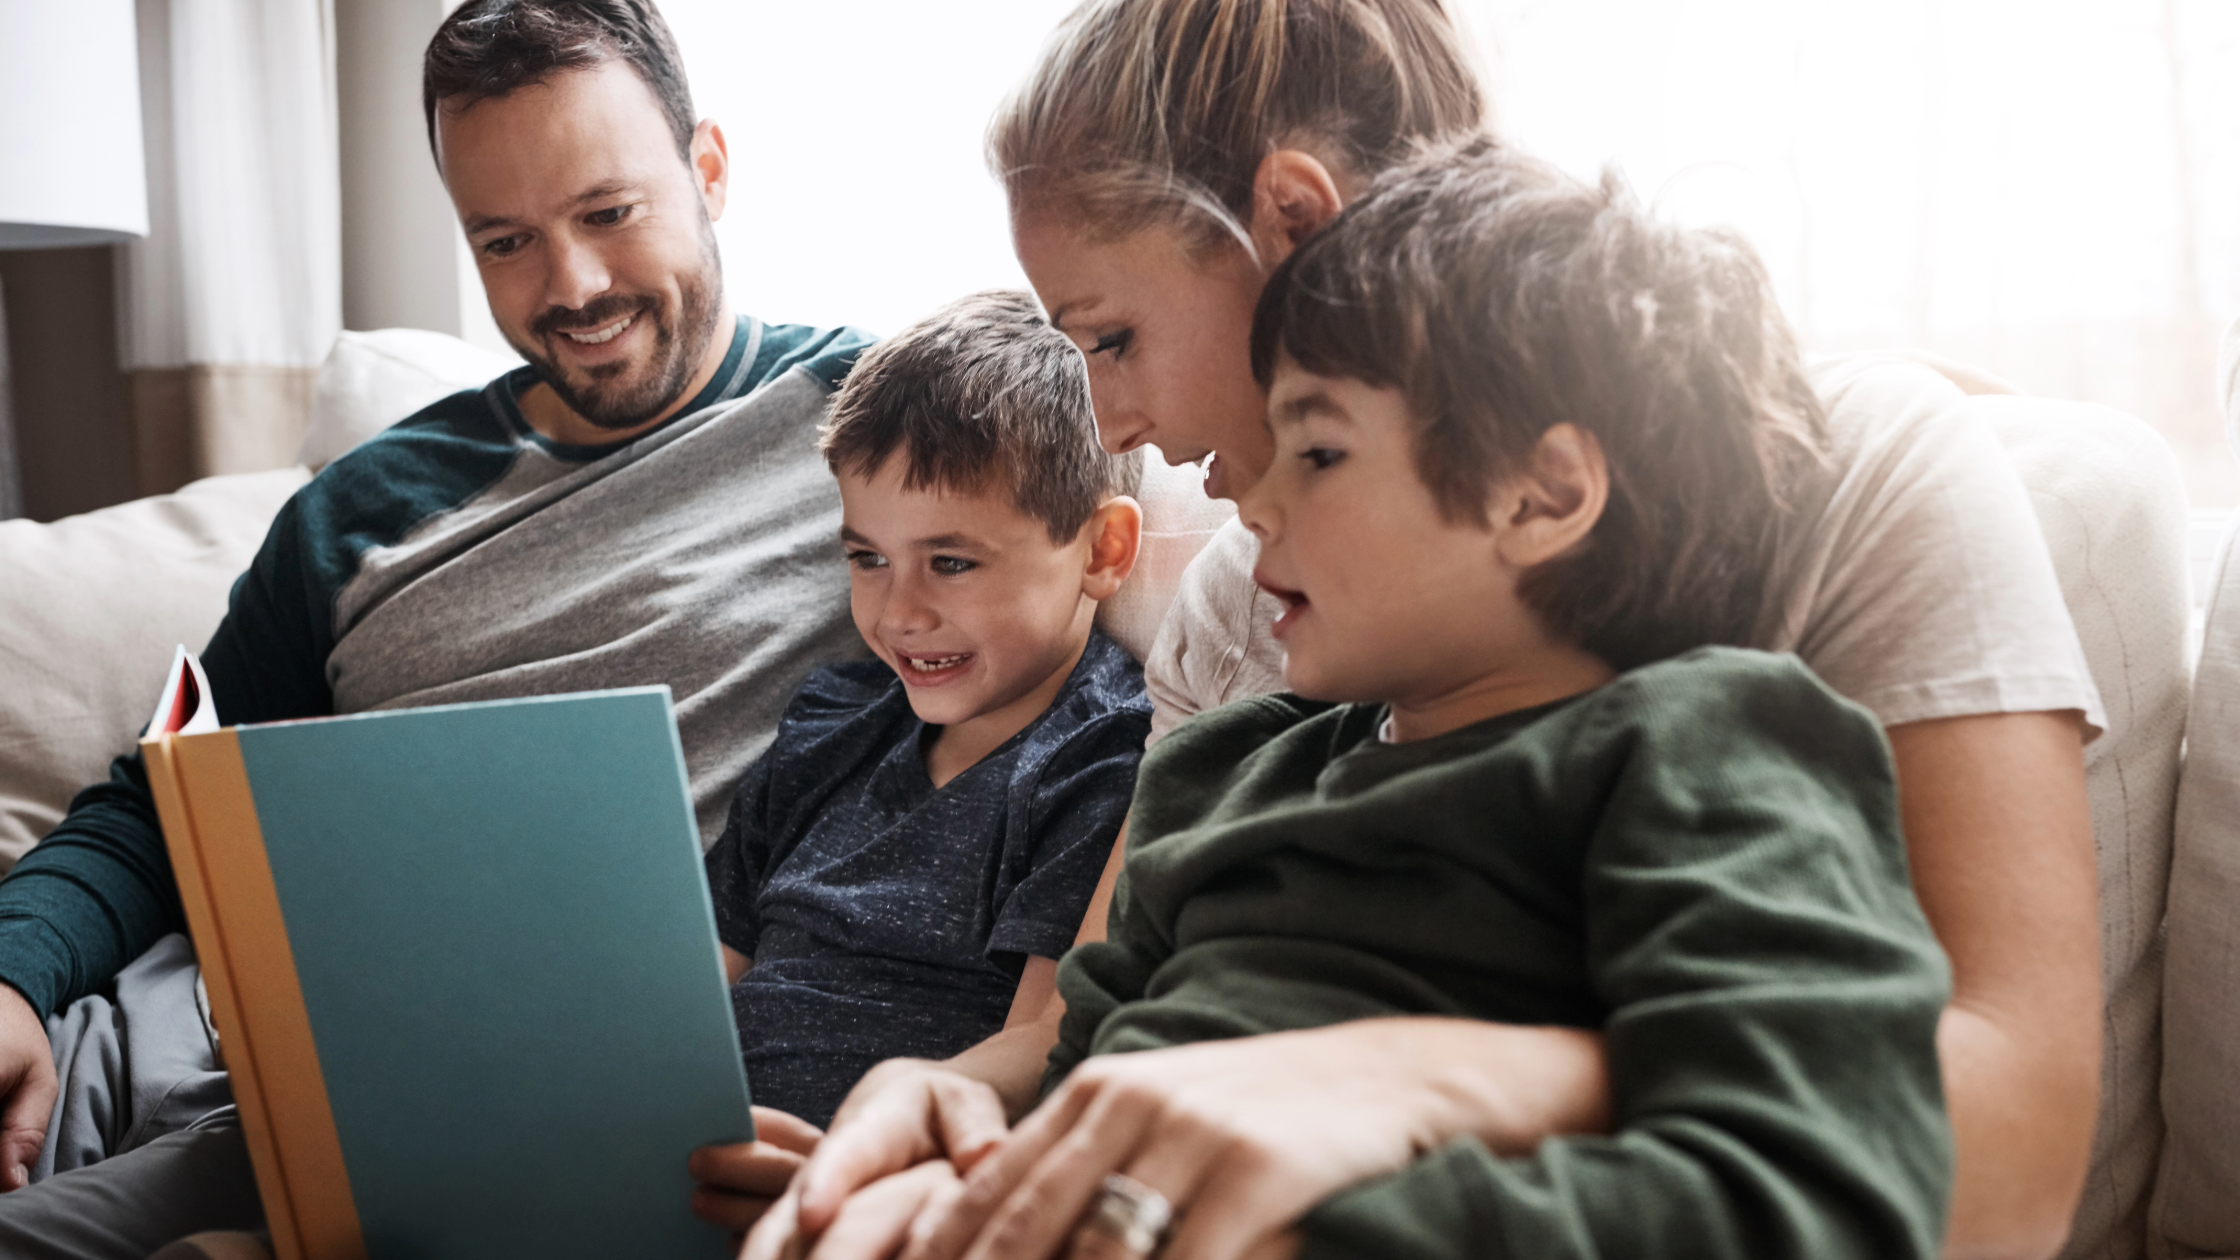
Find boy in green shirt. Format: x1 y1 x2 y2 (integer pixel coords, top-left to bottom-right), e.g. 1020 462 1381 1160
1034 139 1954 1258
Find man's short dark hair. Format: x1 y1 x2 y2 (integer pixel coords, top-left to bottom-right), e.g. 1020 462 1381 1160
822 291 1141 544
423 0 696 161
1251 136 1830 671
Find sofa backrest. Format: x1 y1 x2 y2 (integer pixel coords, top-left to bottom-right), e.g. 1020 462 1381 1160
1978 395 2191 1260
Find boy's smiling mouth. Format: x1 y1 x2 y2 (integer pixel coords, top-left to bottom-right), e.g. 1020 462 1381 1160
897 651 976 683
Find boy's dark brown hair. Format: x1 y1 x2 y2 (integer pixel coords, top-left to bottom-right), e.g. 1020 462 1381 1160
423 0 696 161
821 291 1142 544
1251 136 1829 670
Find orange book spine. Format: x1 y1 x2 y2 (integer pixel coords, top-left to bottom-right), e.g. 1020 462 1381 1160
142 731 364 1260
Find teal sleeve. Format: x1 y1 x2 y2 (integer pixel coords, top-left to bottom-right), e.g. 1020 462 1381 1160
1301 661 1953 1260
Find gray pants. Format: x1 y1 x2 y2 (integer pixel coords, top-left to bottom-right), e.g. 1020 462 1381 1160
0 935 262 1258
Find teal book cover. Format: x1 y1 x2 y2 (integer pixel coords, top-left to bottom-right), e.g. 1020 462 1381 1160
144 686 751 1260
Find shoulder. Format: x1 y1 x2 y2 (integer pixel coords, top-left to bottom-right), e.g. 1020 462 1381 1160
745 318 881 393
263 378 525 585
781 658 905 730
1019 634 1153 780
1562 647 1893 785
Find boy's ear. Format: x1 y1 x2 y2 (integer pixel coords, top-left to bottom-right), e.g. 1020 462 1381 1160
1493 424 1608 569
1248 149 1347 271
1080 495 1143 602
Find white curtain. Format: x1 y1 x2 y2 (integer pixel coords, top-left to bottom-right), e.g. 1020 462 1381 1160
121 0 340 490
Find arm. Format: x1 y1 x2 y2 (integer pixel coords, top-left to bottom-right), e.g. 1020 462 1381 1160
1890 712 2098 1260
0 498 334 1184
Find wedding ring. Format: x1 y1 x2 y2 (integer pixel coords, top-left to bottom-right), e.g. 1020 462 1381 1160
1067 1173 1174 1260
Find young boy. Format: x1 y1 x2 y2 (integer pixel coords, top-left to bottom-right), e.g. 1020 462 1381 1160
1038 142 1955 1256
702 290 1149 1130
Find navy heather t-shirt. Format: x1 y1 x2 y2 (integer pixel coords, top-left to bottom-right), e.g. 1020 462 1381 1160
704 630 1150 1126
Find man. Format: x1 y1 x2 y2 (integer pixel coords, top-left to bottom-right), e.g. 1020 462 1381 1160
0 3 886 1253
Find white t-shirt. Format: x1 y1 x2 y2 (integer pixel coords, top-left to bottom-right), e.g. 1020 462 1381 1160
1142 353 2105 744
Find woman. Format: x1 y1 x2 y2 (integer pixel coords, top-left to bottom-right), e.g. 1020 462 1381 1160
726 2 2102 1256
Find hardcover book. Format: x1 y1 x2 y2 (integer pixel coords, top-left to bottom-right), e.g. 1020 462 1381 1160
139 664 752 1260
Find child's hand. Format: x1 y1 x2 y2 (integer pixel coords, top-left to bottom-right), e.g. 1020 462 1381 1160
689 1106 825 1235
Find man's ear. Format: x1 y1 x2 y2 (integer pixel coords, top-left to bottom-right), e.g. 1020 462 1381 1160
1493 424 1608 568
690 118 729 222
1247 149 1347 271
1081 495 1144 602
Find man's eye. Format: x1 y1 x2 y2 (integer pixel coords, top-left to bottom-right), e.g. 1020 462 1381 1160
1302 447 1345 471
846 549 887 570
1090 329 1133 358
930 555 977 576
588 205 632 227
481 234 526 258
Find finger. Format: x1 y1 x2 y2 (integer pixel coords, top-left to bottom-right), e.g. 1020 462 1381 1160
693 1181 782 1235
754 1106 826 1157
959 1081 1162 1260
691 1140 812 1199
905 1084 1094 1260
0 1055 55 1192
806 1162 957 1260
927 1073 1010 1175
1237 1229 1302 1260
1153 1140 1303 1260
742 1190 808 1260
797 1075 956 1230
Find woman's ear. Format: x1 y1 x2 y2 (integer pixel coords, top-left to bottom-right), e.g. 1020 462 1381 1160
1248 149 1347 271
1081 495 1144 602
1493 424 1608 568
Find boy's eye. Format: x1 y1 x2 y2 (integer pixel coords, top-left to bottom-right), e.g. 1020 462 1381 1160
846 549 887 570
587 205 632 227
1090 329 1133 358
930 555 977 576
1301 447 1346 471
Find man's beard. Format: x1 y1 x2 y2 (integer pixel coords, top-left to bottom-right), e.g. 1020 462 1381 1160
513 232 724 432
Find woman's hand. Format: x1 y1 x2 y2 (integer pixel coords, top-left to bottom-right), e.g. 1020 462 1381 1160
912 1018 1609 1260
689 1106 827 1235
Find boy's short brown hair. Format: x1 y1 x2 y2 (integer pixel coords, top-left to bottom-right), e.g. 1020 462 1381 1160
821 291 1141 544
1250 137 1829 670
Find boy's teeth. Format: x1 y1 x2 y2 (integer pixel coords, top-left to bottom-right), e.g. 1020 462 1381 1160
905 654 966 671
565 315 633 345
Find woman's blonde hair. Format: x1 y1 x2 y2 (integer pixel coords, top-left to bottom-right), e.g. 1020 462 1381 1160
989 0 1487 255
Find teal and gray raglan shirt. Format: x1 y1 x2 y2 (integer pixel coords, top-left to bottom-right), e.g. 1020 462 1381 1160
0 315 876 1017
1052 647 1955 1260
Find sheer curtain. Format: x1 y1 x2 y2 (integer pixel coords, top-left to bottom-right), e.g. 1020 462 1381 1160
121 0 340 494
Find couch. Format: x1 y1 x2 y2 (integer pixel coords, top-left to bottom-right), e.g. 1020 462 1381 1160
0 330 2215 1259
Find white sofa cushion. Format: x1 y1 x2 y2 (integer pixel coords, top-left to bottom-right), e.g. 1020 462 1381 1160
298 328 518 470
0 468 310 867
1979 397 2191 1260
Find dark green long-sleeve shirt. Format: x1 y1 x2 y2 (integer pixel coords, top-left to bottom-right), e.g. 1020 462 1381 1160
1050 647 1952 1259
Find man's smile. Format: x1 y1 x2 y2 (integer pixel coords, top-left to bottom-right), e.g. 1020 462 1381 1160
563 313 636 345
